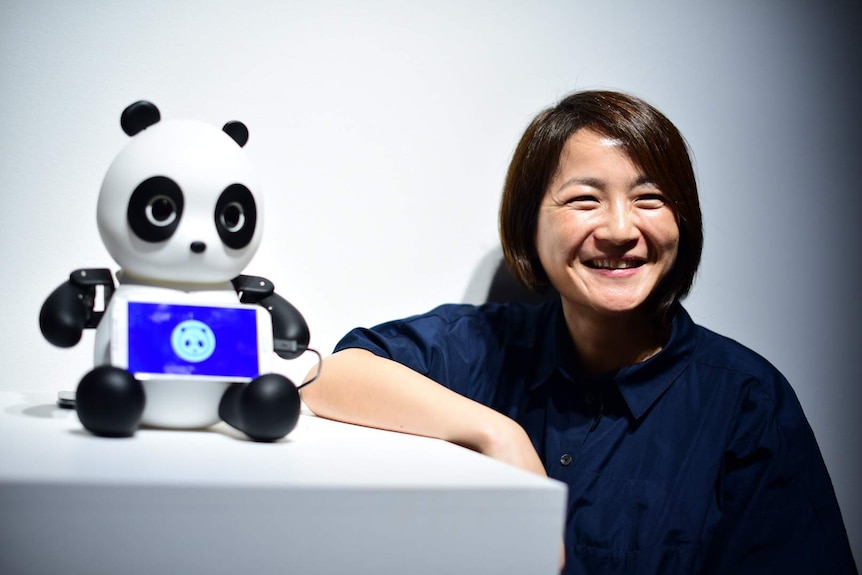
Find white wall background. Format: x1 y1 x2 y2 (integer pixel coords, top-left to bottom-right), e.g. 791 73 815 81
2 0 859 567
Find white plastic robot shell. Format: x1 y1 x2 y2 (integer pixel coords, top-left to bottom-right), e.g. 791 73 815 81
92 284 271 429
37 104 306 439
97 119 264 285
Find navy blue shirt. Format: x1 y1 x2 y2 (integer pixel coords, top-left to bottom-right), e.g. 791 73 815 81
335 300 856 574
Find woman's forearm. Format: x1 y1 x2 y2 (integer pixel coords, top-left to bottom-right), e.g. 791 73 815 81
300 348 546 476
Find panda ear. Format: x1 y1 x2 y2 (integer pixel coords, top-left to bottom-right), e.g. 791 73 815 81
223 121 249 147
121 101 161 136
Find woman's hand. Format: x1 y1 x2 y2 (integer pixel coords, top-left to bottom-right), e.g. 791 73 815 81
468 415 548 478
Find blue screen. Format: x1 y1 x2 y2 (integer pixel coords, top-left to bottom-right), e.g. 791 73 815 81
126 302 261 379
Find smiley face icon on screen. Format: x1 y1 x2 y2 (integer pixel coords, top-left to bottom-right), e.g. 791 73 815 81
171 319 216 363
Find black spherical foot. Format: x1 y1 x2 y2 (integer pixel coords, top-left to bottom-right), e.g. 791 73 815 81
76 366 145 437
219 373 300 442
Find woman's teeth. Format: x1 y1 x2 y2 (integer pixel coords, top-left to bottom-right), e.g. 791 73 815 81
588 259 642 270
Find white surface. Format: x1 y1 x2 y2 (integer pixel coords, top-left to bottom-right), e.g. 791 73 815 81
0 391 566 575
1 2 859 569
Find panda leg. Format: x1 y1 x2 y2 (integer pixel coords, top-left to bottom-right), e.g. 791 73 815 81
76 365 145 437
218 374 300 442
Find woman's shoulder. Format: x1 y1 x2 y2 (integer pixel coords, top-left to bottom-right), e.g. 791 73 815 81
336 300 560 353
685 314 793 400
368 300 559 351
683 314 816 448
694 325 781 384
334 300 562 386
394 296 559 329
417 299 561 341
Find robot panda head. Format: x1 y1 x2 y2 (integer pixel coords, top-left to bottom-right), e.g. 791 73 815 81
97 101 263 285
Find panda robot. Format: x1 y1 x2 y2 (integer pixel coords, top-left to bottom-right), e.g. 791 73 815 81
39 101 317 442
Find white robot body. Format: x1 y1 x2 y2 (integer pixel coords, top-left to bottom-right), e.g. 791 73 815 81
40 101 307 440
94 282 272 429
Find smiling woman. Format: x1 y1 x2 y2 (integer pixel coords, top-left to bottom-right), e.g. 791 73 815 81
535 129 681 372
301 90 856 574
500 90 702 328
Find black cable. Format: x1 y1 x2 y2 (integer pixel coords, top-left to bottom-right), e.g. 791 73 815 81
296 347 323 390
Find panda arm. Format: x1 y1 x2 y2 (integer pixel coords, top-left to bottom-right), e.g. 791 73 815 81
39 269 115 348
232 275 310 360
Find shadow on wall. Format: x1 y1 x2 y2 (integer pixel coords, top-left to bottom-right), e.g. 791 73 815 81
462 247 558 305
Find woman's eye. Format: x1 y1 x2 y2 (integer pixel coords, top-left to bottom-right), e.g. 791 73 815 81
567 195 599 206
636 194 666 208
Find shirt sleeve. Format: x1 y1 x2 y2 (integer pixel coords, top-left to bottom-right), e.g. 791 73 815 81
703 372 856 574
332 304 507 405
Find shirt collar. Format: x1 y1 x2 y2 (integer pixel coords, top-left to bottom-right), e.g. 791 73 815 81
613 306 697 420
529 302 698 421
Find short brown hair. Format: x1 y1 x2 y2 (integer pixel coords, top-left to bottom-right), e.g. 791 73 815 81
499 90 703 320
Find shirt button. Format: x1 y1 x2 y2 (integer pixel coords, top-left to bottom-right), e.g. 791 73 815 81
560 453 573 466
584 393 595 406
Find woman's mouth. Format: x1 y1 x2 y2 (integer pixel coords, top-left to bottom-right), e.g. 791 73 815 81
585 258 645 270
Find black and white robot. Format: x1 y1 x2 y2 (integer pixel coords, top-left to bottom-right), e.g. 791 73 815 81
39 101 314 441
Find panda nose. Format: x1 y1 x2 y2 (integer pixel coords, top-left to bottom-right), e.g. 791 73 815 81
190 241 206 254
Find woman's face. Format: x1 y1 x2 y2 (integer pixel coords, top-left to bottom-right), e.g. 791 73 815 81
536 128 679 318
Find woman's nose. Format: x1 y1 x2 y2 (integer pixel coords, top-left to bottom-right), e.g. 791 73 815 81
595 204 637 243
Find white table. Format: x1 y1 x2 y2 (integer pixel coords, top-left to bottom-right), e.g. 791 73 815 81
0 391 566 575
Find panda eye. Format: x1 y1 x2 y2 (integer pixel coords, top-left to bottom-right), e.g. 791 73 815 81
219 201 245 233
128 176 184 243
215 184 256 249
146 195 179 227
